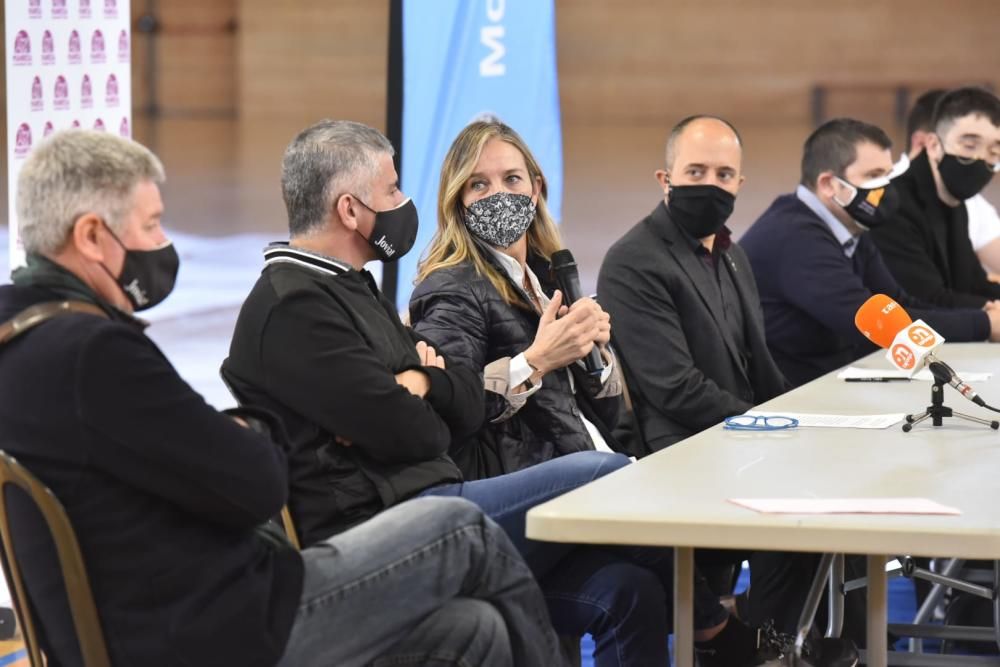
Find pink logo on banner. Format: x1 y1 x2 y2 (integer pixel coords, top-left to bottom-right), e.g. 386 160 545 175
42 30 55 65
94 118 106 132
105 74 119 107
103 0 118 18
43 121 55 138
119 117 130 138
118 30 130 63
80 0 91 18
13 31 32 66
81 74 93 108
53 75 69 110
31 76 44 111
29 0 42 18
52 0 68 19
15 124 33 159
68 30 82 64
71 119 81 128
91 30 106 64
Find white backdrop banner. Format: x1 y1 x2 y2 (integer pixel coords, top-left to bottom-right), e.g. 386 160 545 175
5 0 132 273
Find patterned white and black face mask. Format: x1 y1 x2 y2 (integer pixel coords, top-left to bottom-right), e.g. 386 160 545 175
463 192 536 248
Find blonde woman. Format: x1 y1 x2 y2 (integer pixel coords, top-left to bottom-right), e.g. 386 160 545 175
408 121 805 667
410 120 626 480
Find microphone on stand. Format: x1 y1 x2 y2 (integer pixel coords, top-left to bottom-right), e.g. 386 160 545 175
854 294 985 407
550 249 605 378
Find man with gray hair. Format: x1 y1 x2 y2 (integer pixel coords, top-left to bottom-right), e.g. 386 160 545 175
0 129 566 667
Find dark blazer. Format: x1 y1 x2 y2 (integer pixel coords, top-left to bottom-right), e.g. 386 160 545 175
223 244 480 546
0 277 301 667
741 193 990 387
869 150 1000 308
598 201 789 454
409 250 623 479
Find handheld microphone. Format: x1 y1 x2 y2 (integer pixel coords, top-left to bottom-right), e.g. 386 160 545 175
854 294 984 406
551 249 605 377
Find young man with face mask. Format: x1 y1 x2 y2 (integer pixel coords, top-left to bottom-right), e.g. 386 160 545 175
903 89 1000 279
0 130 572 667
869 86 1000 307
740 118 998 388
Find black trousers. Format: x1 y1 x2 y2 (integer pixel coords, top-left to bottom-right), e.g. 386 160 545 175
696 550 868 647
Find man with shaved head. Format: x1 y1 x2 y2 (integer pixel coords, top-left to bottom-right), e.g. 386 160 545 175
597 118 860 663
599 115 788 453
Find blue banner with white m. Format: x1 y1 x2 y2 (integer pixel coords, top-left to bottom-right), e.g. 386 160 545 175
395 0 563 308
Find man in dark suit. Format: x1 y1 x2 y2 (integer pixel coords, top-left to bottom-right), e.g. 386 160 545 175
597 118 864 659
869 86 1000 308
599 115 788 453
740 118 997 387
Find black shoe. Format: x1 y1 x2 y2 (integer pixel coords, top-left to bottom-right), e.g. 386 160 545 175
796 636 860 667
757 623 860 667
696 620 860 667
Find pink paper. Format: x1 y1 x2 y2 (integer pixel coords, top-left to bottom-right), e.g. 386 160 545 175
728 498 961 515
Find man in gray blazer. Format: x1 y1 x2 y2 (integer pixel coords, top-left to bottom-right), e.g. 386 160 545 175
599 115 789 455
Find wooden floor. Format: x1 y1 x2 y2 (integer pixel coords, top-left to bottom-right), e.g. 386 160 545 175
0 640 27 667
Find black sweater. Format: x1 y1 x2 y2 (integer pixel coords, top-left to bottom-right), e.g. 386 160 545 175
223 243 483 546
741 193 989 386
0 263 301 667
869 150 1000 308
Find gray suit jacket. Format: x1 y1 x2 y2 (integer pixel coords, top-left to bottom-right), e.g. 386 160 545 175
597 201 789 454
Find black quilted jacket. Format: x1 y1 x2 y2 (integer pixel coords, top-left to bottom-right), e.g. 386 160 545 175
409 251 625 479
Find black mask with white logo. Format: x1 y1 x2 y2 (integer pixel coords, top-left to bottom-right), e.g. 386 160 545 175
354 197 419 262
938 153 997 201
102 224 179 311
833 176 900 230
667 184 736 239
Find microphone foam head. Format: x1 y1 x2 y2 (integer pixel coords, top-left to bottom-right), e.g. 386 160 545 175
550 249 576 271
854 294 913 349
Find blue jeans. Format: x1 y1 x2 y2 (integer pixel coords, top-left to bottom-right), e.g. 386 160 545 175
277 496 565 667
420 450 728 667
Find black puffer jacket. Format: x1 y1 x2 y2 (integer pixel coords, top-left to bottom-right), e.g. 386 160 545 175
409 251 624 479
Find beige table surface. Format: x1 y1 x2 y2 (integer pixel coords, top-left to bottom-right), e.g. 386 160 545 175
526 342 1000 666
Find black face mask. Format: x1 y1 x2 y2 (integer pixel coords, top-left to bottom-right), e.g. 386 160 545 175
833 176 900 230
667 184 736 238
102 224 179 311
938 153 997 201
354 197 419 262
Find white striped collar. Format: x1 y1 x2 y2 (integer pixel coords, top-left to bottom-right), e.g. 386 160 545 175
262 242 353 278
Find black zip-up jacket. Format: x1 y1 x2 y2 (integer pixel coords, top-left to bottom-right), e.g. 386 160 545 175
409 251 624 477
0 257 302 667
223 243 483 546
870 150 1000 308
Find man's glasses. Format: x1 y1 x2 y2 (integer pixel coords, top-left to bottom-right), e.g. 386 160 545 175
723 415 799 431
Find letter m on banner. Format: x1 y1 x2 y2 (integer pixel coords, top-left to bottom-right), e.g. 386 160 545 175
384 0 562 309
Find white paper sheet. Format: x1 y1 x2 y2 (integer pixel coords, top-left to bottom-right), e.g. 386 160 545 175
742 411 905 429
837 366 993 382
728 497 961 515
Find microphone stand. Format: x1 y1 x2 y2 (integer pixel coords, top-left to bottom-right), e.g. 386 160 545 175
902 362 1000 433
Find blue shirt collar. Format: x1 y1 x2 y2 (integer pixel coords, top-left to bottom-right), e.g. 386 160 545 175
795 184 859 258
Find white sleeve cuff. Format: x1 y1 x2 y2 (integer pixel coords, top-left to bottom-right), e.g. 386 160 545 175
509 353 535 389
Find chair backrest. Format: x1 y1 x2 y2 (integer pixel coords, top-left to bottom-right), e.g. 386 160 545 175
280 506 301 551
0 450 111 667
